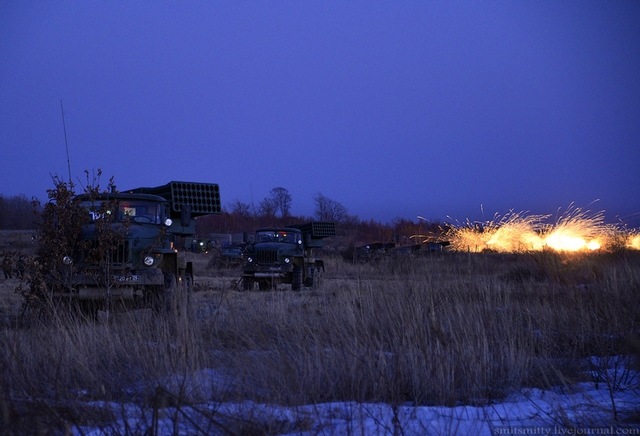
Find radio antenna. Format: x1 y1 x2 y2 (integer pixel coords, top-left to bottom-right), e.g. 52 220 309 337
60 100 72 183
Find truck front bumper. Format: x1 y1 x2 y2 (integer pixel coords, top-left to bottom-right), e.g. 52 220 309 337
53 269 165 299
242 264 294 278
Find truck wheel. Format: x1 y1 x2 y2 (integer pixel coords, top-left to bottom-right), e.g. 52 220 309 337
242 277 253 291
159 273 176 312
311 266 324 288
183 274 193 305
174 271 191 315
291 266 302 291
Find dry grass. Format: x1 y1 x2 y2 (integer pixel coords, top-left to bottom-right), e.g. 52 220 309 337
1 248 639 433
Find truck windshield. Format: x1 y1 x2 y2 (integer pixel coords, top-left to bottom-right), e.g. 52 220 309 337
256 231 300 243
80 200 162 224
118 201 161 224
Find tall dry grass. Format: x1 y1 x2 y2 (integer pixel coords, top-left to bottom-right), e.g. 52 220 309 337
1 249 639 433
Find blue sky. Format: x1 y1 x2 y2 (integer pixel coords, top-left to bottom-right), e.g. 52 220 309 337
1 1 639 226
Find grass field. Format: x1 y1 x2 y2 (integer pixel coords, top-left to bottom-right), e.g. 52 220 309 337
1 240 639 434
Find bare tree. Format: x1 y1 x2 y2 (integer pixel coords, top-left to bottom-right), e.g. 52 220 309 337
313 192 348 222
269 187 292 218
228 198 253 219
259 197 278 218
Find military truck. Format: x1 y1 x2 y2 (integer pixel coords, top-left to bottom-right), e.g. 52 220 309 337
241 221 335 291
49 181 221 311
353 242 396 263
184 237 213 253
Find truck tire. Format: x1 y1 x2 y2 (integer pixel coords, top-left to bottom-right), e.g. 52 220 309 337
183 273 193 305
311 266 323 288
259 279 274 291
242 277 253 291
291 265 302 291
175 271 192 315
159 273 176 312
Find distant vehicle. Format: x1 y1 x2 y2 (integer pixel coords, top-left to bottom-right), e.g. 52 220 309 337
390 242 449 256
184 238 213 253
354 242 396 262
348 241 451 262
241 222 335 291
219 244 244 267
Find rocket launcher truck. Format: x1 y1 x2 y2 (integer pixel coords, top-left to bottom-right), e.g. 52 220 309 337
241 221 336 291
48 181 221 311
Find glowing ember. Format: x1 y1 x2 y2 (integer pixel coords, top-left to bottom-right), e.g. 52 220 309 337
444 206 627 253
544 230 600 252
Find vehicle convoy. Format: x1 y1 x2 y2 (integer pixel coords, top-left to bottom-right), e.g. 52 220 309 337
49 181 221 310
241 221 336 291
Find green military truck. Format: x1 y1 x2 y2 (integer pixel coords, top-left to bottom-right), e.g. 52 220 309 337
241 221 335 291
48 181 221 311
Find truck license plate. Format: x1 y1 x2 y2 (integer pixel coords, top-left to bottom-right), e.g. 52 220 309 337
113 275 139 282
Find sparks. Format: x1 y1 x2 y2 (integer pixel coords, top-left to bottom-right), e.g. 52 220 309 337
444 205 630 253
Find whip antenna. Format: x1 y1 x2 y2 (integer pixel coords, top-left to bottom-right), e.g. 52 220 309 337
60 100 72 183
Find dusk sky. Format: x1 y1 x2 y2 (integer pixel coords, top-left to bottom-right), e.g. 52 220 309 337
1 1 639 227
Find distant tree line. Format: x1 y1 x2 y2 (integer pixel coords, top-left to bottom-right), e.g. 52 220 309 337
0 194 37 230
0 186 447 246
196 187 446 246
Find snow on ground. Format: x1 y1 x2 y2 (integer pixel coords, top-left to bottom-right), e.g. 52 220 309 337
75 358 640 435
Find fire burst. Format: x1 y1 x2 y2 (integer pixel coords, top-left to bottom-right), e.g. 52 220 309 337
445 206 635 253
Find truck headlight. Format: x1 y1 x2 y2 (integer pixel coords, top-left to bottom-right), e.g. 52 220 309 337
143 255 154 266
284 257 291 264
62 256 72 265
247 257 253 263
164 218 173 227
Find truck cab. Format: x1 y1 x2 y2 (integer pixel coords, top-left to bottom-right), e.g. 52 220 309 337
242 228 304 291
241 222 335 291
